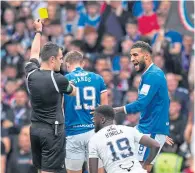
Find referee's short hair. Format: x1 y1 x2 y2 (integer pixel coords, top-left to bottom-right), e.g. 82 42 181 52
131 41 152 55
40 42 62 62
94 105 115 120
64 50 83 64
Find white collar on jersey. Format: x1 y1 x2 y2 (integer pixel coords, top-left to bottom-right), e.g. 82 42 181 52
142 63 154 75
71 67 83 72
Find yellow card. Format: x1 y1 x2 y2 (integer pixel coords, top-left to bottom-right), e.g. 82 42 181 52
38 8 48 19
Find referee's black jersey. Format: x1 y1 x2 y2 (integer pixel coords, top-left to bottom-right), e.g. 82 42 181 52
25 58 73 125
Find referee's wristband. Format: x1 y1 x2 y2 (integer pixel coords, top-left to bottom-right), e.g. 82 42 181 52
35 31 42 35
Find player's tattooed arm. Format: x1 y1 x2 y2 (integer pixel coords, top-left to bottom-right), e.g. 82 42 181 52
113 106 125 114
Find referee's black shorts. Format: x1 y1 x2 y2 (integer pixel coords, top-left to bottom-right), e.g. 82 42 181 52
30 122 65 172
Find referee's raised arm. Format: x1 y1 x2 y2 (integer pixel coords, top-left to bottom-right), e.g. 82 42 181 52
25 19 76 173
30 19 42 60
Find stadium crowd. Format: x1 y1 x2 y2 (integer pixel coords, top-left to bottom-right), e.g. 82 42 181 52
1 1 194 173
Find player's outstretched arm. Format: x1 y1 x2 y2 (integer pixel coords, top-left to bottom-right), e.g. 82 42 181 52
30 19 43 60
113 106 125 114
139 135 160 166
114 73 161 115
89 158 98 173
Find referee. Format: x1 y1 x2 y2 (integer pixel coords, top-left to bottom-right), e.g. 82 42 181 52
25 19 76 173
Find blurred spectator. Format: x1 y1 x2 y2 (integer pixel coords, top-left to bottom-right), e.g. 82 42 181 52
69 39 85 53
121 38 134 54
94 58 111 74
137 0 159 38
47 2 60 23
3 65 18 80
3 8 16 36
122 88 139 127
119 54 133 72
83 26 100 61
132 0 159 17
182 35 194 73
2 40 24 78
50 20 64 47
12 18 31 50
123 87 138 105
123 113 139 127
25 16 35 40
63 34 74 53
124 18 141 42
23 47 31 62
153 53 166 72
152 12 182 55
18 6 32 19
98 1 132 42
162 98 186 155
157 1 171 17
1 90 14 126
101 33 120 72
166 73 189 117
82 57 94 72
61 3 79 36
100 69 123 107
116 55 132 93
11 89 31 128
116 70 130 93
77 1 101 40
3 79 18 106
7 125 36 173
1 26 10 51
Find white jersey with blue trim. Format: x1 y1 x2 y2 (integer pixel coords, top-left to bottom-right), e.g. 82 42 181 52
64 67 107 136
89 125 146 173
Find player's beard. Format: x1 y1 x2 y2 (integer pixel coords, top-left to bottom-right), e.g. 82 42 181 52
137 59 146 73
95 123 101 133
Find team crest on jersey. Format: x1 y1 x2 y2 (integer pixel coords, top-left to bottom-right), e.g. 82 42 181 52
178 0 194 32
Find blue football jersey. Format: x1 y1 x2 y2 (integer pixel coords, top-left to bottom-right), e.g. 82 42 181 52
124 64 170 135
64 67 107 136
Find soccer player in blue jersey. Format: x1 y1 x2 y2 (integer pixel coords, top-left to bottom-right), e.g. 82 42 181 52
63 51 107 173
114 41 171 172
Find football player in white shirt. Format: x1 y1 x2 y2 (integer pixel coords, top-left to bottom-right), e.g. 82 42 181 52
88 105 160 173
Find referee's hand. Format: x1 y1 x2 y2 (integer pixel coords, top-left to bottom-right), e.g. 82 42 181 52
34 19 43 32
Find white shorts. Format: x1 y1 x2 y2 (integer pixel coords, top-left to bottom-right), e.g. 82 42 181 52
65 130 103 171
135 130 166 164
